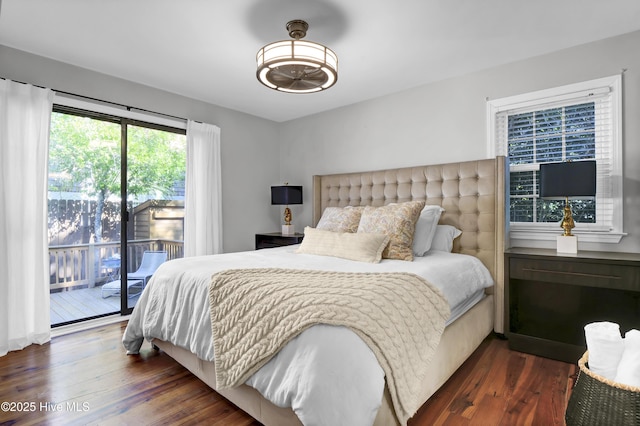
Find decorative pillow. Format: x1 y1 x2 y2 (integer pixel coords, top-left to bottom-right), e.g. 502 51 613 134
412 205 445 256
357 200 426 261
296 226 390 263
316 206 364 233
429 225 462 253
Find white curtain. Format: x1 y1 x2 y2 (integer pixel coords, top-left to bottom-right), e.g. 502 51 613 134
0 80 53 356
184 120 222 257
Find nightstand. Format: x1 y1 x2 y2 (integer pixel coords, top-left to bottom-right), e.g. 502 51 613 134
255 232 304 250
505 248 640 363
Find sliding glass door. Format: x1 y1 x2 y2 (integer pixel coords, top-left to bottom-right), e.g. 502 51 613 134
48 108 186 325
123 123 186 311
48 111 122 325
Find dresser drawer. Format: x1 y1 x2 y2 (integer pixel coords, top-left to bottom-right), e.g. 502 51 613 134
509 257 640 291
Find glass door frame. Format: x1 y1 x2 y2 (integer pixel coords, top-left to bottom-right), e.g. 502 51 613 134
49 105 185 320
119 119 186 315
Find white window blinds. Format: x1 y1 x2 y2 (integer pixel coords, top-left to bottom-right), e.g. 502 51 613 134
488 75 622 238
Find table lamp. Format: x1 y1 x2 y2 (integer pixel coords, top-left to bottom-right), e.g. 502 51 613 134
271 184 303 235
539 160 596 253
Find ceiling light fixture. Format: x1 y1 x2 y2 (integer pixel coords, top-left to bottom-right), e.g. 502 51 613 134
256 20 338 93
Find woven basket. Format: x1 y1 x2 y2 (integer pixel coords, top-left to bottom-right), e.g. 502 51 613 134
565 351 640 425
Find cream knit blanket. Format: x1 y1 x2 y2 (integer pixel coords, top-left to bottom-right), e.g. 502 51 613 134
209 268 450 425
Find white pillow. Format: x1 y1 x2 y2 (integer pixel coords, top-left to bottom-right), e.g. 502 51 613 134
297 226 390 263
412 205 445 256
430 225 462 253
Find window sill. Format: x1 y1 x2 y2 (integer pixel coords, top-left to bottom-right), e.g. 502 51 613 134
509 228 626 244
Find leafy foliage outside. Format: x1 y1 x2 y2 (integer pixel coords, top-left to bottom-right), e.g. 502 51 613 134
49 112 186 242
507 103 596 224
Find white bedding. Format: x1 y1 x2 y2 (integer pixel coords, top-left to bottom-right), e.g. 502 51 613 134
123 246 493 425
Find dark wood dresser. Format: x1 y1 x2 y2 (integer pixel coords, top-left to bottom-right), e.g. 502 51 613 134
255 232 304 250
505 247 640 363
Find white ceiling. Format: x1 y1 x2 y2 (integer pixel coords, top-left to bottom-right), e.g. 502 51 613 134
1 0 639 122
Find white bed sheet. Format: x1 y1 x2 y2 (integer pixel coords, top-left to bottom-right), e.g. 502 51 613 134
123 246 493 425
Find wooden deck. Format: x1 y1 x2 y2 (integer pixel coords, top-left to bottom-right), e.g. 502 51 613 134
50 285 141 325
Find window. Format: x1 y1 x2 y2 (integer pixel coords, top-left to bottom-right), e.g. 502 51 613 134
487 75 623 244
48 94 188 322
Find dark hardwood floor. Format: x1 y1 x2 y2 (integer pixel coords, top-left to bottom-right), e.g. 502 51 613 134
0 322 577 425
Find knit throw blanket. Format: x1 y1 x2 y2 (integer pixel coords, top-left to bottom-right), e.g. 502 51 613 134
209 268 450 425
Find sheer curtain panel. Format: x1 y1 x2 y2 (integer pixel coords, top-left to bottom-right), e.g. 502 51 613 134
184 120 222 257
0 80 53 356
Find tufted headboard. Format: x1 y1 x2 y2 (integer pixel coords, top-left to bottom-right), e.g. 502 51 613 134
312 157 507 333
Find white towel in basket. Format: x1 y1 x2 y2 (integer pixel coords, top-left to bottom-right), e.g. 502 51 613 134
614 329 640 388
584 321 624 381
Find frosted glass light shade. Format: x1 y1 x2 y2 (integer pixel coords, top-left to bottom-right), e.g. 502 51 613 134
256 20 338 93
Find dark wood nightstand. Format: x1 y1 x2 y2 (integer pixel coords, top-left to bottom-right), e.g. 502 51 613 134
255 232 304 250
505 248 640 363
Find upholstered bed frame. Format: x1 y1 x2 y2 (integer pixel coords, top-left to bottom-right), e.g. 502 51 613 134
153 156 507 426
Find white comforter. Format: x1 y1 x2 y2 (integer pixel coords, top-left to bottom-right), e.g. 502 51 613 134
123 246 493 426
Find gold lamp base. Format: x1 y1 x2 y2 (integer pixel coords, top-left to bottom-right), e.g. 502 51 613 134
560 196 575 236
283 207 292 226
558 197 577 253
282 207 295 235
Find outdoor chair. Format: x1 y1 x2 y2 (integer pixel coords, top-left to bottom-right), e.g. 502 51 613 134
127 250 167 288
101 250 167 298
101 278 144 298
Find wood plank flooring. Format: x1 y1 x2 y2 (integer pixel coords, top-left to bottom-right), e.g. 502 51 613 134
0 322 577 425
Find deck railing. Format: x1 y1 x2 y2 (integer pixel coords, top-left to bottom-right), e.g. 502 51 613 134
49 239 183 291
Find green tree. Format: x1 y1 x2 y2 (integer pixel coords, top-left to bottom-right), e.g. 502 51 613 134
49 112 185 242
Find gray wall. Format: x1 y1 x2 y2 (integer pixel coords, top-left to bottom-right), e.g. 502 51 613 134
0 44 282 253
3 30 639 254
279 30 640 254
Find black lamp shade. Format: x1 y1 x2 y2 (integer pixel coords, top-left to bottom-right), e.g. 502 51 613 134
539 161 596 198
271 186 303 205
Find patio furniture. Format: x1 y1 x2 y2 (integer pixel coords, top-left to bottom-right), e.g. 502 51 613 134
101 257 121 281
100 251 167 298
127 250 167 288
101 279 143 298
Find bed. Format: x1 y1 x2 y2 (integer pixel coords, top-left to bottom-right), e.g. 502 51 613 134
123 157 506 426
